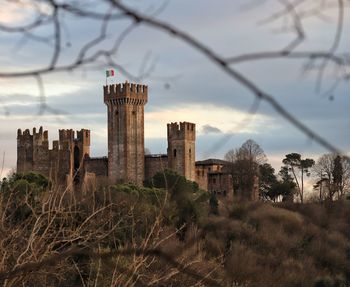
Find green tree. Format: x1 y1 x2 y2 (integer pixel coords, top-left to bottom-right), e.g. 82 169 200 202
1 172 49 223
279 166 294 183
332 155 343 199
145 169 206 240
282 153 314 203
259 163 277 200
259 165 296 202
278 166 296 201
268 182 294 202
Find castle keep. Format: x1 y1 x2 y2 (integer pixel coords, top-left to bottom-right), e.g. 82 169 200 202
104 82 147 185
17 81 233 198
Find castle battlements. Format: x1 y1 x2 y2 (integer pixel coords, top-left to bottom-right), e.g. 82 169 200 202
59 129 74 143
17 126 49 147
167 122 196 141
58 129 90 147
17 127 90 152
18 126 47 139
103 81 148 105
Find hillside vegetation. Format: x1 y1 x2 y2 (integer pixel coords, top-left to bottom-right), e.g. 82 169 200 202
0 171 349 287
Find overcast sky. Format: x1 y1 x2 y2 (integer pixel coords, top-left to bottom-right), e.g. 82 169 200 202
0 0 349 183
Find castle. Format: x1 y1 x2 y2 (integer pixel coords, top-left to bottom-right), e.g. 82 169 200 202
17 81 233 198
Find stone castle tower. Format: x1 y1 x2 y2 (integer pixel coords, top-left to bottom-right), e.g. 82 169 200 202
17 127 90 185
167 122 196 182
17 127 49 176
104 81 148 185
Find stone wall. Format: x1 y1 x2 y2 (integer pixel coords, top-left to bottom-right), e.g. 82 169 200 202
84 156 108 185
144 154 168 180
84 156 108 177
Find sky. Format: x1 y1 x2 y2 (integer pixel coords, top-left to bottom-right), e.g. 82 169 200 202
0 0 349 191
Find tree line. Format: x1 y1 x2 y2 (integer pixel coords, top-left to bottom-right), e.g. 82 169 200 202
223 139 350 203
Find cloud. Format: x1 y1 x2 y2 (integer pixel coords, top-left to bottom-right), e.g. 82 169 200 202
144 104 275 138
0 1 52 25
201 124 222 134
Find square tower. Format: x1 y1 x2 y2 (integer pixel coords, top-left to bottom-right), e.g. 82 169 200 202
104 81 148 185
167 122 196 182
17 127 49 175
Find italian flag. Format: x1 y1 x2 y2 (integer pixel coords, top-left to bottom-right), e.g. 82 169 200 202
106 69 115 77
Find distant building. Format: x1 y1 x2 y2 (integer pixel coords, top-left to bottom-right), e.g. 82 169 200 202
195 159 233 201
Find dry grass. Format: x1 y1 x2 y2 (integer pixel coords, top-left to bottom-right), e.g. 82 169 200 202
0 173 350 286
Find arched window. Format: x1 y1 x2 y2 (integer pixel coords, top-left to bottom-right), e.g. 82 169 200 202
173 149 177 158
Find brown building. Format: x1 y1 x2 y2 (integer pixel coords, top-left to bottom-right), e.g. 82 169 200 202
195 159 233 200
208 172 233 202
17 81 236 200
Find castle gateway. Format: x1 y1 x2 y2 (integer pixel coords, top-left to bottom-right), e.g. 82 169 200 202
17 81 233 198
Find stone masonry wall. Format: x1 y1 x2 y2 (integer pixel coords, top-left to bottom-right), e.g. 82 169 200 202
144 154 168 180
84 157 108 177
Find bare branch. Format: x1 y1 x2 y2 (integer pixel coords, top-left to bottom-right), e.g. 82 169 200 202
108 0 346 156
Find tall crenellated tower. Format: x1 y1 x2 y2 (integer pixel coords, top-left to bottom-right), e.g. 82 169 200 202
17 126 49 176
167 122 196 182
104 81 148 185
